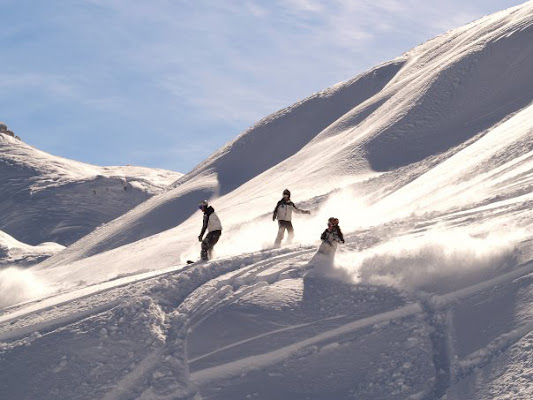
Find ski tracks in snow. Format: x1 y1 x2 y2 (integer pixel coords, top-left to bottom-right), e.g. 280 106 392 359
1 246 532 400
184 259 533 399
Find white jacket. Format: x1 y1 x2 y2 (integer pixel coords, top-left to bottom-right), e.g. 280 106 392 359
207 212 222 231
201 206 223 238
273 199 306 222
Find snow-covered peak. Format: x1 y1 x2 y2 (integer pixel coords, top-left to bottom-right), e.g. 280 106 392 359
0 131 183 246
0 132 182 191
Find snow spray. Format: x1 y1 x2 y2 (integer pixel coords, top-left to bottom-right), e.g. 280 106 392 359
0 267 52 309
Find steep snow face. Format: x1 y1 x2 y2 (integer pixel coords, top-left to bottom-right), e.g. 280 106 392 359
0 133 182 245
38 1 533 275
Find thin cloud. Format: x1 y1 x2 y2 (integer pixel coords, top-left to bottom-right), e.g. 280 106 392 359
115 0 524 136
283 0 325 13
1 0 525 173
0 73 76 96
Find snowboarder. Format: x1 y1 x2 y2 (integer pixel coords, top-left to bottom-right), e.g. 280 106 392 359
318 217 345 257
198 200 222 261
304 217 346 279
272 189 310 248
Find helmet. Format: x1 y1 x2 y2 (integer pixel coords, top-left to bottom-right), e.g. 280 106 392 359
282 189 291 197
198 200 208 210
328 217 339 226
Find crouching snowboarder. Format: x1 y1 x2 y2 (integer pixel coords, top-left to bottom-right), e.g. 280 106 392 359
272 189 310 248
198 200 222 261
304 217 346 279
318 217 344 257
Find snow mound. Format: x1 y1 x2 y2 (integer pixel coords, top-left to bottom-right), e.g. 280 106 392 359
0 230 64 266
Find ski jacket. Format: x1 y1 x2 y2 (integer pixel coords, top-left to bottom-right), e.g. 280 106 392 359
320 227 344 247
200 206 222 237
273 198 306 221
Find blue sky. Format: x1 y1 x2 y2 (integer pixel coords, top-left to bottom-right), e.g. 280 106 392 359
0 0 526 173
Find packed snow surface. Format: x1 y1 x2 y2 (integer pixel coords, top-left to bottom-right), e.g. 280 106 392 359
1 2 533 400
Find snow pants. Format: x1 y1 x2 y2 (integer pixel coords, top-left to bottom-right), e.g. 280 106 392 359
274 220 294 247
201 230 221 261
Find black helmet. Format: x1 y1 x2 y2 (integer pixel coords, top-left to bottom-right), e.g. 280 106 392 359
198 200 208 210
282 189 291 197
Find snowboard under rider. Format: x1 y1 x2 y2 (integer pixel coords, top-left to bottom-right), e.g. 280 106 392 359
272 189 310 248
319 217 345 256
198 200 222 261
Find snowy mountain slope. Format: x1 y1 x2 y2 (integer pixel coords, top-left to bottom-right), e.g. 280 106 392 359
0 230 531 399
30 60 405 268
37 1 533 276
0 132 182 246
0 2 532 400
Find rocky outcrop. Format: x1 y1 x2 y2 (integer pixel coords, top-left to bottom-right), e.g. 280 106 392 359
0 122 20 139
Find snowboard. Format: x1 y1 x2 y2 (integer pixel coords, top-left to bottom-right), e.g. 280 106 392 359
186 259 208 264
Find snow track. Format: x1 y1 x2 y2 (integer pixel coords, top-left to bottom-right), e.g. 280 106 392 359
0 241 532 399
182 259 533 399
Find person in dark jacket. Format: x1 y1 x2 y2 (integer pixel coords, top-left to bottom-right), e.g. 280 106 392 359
272 189 310 248
319 217 345 256
304 217 346 279
198 200 223 261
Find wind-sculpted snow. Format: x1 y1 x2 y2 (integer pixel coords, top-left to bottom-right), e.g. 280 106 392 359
181 59 406 197
364 23 533 171
0 229 64 267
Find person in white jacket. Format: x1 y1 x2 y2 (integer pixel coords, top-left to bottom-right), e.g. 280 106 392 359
198 200 222 261
272 189 310 247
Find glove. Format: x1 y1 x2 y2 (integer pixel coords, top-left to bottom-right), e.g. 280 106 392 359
198 236 203 242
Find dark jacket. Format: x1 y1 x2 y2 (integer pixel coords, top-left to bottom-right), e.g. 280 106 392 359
320 226 344 245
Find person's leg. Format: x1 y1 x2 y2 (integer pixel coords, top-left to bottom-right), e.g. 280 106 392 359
274 221 286 247
201 235 210 260
207 231 221 259
286 222 295 244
